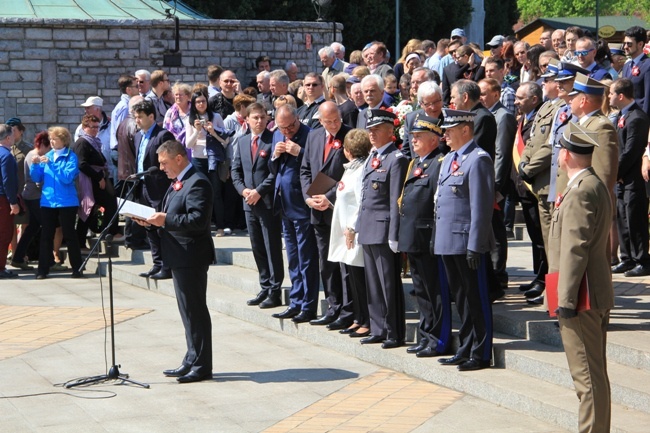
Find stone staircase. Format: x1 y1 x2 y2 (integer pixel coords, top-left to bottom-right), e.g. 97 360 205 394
86 234 650 433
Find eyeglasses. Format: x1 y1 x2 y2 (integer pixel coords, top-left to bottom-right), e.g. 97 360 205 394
277 119 299 131
539 63 549 68
421 99 442 108
622 41 635 46
195 100 207 104
304 83 321 87
137 80 149 84
574 49 595 57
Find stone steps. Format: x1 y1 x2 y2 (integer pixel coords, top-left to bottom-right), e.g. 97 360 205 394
84 234 650 433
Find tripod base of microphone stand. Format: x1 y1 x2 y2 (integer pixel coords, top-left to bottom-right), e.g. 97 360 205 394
64 365 150 389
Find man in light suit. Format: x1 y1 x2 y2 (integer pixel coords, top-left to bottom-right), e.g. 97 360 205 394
398 114 451 358
143 140 215 383
609 78 650 277
402 75 444 159
300 101 354 329
435 109 495 372
269 105 319 323
231 103 285 308
549 122 613 433
132 100 175 280
320 46 348 93
355 109 408 349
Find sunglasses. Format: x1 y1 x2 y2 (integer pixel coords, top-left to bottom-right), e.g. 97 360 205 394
574 49 595 57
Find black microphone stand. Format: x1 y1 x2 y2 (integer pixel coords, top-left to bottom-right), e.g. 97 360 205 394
66 178 149 389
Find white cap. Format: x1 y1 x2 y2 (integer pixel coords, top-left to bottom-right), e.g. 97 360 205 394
80 96 103 107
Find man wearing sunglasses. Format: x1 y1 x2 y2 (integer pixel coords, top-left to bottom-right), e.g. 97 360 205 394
574 37 612 81
622 26 650 115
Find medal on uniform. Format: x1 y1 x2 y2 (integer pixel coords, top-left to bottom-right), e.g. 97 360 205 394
413 167 423 177
451 160 460 172
371 158 381 169
259 150 268 158
555 194 563 208
451 186 458 193
333 139 342 149
173 180 183 191
559 112 568 123
618 116 625 129
632 65 640 76
372 182 378 190
338 181 345 191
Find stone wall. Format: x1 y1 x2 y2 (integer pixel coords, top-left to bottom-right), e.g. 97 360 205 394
0 18 342 138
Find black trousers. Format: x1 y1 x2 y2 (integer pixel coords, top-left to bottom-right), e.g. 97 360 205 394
245 206 284 293
344 263 369 328
617 185 650 265
172 265 212 375
520 190 548 283
39 206 82 276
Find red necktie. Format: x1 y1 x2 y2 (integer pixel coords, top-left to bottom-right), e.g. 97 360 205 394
323 134 334 162
251 135 259 161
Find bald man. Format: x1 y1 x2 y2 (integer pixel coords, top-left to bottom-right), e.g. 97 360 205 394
300 101 354 328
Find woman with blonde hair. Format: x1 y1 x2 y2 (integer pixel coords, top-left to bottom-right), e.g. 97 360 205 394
163 82 192 147
394 39 422 81
30 127 82 279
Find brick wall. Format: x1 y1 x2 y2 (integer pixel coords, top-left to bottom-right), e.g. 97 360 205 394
0 18 342 137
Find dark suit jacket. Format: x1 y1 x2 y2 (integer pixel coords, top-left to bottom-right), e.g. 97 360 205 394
402 109 422 160
133 124 175 208
116 117 137 181
491 102 517 195
397 148 444 253
159 166 215 269
269 123 312 220
442 62 463 106
299 125 351 225
231 129 276 211
616 102 650 189
622 54 650 114
297 99 325 130
339 99 359 129
470 102 497 161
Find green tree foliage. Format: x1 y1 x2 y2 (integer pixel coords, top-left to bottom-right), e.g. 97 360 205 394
485 0 521 37
180 0 482 53
517 0 650 25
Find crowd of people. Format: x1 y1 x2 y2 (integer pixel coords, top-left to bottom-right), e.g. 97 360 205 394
2 22 650 428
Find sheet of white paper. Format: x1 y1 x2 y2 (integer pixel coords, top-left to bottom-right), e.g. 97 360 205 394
117 198 156 220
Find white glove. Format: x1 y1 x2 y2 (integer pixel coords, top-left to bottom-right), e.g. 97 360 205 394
388 240 399 254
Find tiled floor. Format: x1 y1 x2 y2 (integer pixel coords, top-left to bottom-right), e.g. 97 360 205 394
263 369 463 433
0 305 150 360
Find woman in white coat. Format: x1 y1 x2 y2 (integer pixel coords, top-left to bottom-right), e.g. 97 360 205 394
328 129 371 337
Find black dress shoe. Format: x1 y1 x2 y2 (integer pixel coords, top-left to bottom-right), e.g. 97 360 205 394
349 329 371 338
163 365 191 377
524 282 545 298
406 340 428 354
612 260 635 274
327 320 353 331
624 264 650 277
438 354 469 365
272 307 300 319
489 288 505 303
309 315 337 326
176 371 212 383
150 270 172 280
292 311 316 323
259 292 282 309
339 326 359 335
416 347 445 358
518 281 535 292
247 290 267 306
381 339 403 349
360 335 384 344
139 267 160 278
527 294 544 305
457 358 491 371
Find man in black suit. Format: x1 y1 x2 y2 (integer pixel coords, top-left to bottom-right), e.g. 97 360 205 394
440 40 462 106
398 114 451 358
297 73 326 129
132 100 175 279
300 101 354 329
622 26 650 114
356 75 386 129
328 74 358 129
609 78 650 276
142 140 215 383
232 103 285 308
451 80 496 160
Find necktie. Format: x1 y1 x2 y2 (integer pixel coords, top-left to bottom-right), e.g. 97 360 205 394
366 150 377 172
251 135 259 161
449 152 459 173
323 134 334 162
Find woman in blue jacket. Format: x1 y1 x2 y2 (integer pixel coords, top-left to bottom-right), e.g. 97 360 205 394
30 126 83 279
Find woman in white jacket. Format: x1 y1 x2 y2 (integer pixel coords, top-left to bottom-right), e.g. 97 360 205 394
328 129 371 337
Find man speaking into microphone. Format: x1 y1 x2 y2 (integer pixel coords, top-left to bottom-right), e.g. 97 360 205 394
138 139 215 383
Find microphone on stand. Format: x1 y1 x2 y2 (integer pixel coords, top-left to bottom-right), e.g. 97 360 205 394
126 166 159 180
